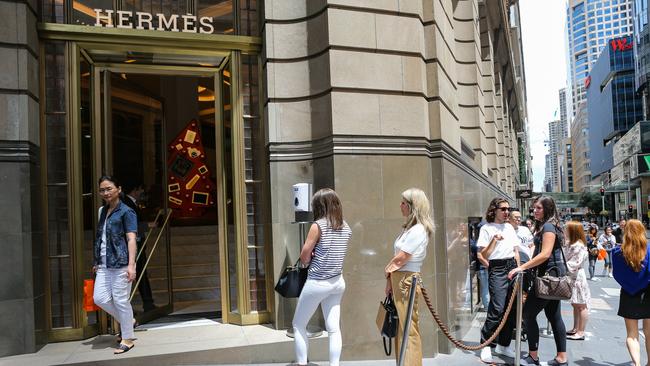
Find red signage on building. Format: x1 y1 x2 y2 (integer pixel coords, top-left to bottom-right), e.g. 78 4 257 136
584 75 591 89
610 37 633 52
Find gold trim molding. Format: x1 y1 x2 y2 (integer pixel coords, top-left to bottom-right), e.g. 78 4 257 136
38 23 262 53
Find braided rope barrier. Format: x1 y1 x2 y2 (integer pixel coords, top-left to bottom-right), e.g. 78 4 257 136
419 280 527 351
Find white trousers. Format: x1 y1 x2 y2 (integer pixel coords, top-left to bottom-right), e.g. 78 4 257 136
292 275 345 366
93 267 135 340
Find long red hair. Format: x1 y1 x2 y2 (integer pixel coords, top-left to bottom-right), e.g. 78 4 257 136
566 221 586 246
622 219 648 272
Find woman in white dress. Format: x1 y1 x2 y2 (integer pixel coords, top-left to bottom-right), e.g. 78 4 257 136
564 221 591 340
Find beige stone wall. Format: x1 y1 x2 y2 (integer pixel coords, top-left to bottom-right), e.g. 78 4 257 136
264 0 526 359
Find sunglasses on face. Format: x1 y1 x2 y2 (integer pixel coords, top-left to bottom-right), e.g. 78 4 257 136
497 207 510 212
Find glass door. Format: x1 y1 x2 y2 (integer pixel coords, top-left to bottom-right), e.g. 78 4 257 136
91 63 226 324
93 68 174 325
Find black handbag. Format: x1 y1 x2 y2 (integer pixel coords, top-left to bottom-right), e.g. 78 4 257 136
274 260 308 298
375 295 398 356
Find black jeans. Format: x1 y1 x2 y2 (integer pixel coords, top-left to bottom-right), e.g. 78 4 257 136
523 292 566 353
480 258 517 347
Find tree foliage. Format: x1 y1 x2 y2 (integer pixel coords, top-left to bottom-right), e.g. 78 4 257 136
579 192 603 214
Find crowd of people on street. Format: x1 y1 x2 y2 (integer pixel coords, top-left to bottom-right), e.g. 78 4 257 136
89 175 650 365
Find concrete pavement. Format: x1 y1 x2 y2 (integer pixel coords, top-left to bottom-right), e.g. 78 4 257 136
0 261 643 365
222 259 646 366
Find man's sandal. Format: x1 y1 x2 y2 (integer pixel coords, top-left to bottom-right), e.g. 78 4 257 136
114 343 134 355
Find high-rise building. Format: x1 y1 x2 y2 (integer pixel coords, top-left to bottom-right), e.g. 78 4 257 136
545 154 554 192
559 88 569 137
567 0 634 117
571 102 592 192
634 0 650 116
586 35 644 177
545 120 565 191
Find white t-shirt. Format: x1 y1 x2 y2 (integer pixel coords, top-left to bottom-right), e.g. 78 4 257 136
477 222 518 260
514 225 534 258
394 224 428 272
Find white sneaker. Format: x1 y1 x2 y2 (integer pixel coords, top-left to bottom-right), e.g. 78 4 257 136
480 347 493 363
608 273 613 278
495 344 516 358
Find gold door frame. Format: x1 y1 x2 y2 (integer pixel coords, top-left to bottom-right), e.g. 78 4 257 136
40 24 267 342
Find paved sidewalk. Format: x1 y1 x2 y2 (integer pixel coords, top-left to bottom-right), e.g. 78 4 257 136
221 261 646 366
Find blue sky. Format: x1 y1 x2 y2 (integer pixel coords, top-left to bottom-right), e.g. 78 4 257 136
520 0 568 191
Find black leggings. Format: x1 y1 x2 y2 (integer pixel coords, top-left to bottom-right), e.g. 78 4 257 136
523 292 566 353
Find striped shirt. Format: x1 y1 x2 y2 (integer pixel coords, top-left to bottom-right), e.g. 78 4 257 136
308 218 352 280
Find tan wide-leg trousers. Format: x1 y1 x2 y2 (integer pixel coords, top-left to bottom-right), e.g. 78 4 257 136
391 271 422 366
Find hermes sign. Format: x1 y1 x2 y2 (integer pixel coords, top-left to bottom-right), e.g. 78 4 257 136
93 9 216 34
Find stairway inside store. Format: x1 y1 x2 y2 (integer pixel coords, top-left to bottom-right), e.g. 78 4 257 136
133 224 221 317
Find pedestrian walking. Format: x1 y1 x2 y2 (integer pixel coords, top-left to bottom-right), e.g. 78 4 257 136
476 198 520 363
613 218 626 245
612 219 650 366
384 188 434 366
564 221 591 341
508 196 568 366
598 226 616 277
293 188 351 366
586 226 600 281
92 176 138 355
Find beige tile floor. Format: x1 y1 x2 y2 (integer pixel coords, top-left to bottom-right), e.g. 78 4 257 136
0 318 325 366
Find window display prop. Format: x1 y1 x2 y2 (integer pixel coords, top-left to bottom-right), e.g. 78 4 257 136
167 119 216 218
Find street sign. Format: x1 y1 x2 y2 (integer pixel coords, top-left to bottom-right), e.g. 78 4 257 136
516 189 533 199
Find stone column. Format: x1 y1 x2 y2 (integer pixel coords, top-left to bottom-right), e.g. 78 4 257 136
0 0 44 357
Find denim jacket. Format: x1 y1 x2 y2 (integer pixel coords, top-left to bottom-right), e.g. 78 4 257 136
94 200 138 268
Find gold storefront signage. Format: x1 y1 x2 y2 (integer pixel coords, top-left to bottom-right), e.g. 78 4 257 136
93 9 215 34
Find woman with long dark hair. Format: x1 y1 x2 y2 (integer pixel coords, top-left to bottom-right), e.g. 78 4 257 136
586 226 599 281
612 219 650 366
293 188 351 366
508 196 568 365
93 176 138 354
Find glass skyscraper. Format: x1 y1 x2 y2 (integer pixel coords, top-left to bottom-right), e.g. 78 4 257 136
567 0 634 117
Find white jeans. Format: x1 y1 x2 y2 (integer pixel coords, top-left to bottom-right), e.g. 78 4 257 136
93 267 135 340
293 275 345 366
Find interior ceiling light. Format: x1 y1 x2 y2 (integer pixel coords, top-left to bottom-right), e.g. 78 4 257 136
198 87 215 102
197 86 207 93
198 63 215 67
124 59 137 63
81 72 90 78
223 80 231 86
223 70 231 78
121 73 127 80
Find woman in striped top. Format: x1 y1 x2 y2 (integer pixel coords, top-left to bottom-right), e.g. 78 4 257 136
293 188 352 366
385 188 434 366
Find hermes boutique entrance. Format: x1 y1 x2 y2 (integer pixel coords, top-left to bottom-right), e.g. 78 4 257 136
39 22 271 342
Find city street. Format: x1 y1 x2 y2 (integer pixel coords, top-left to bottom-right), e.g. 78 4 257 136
224 259 646 366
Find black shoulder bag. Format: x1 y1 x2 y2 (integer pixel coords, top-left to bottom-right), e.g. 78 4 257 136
375 295 398 355
274 260 308 298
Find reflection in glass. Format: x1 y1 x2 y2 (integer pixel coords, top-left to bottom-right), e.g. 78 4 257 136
72 0 113 26
222 65 238 313
42 0 65 23
79 57 98 326
238 0 259 36
199 0 234 34
45 41 72 328
241 55 267 311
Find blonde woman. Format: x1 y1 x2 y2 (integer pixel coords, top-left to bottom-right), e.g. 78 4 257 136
612 219 650 366
385 188 434 366
564 221 591 341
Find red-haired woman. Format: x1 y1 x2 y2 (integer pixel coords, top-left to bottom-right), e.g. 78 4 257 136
564 221 591 340
612 219 650 366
